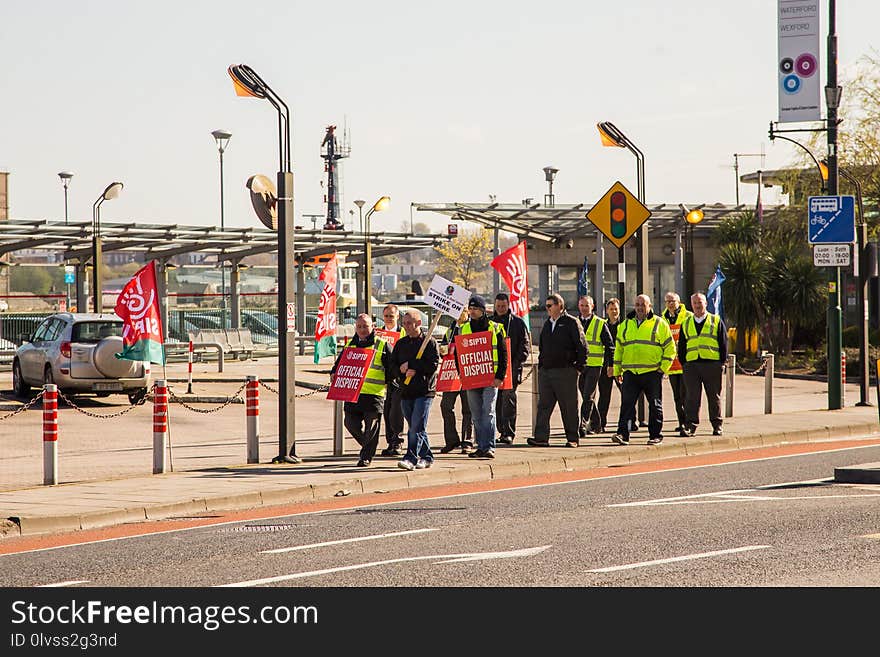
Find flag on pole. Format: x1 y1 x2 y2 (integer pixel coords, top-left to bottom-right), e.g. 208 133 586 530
314 252 338 363
491 241 530 322
114 260 165 364
756 170 764 225
577 255 589 298
706 265 726 320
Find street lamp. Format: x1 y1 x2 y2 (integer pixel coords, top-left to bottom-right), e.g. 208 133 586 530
543 166 558 207
58 171 74 311
228 63 300 464
768 123 829 191
211 129 232 329
597 121 647 310
680 205 705 301
364 196 390 316
92 182 123 313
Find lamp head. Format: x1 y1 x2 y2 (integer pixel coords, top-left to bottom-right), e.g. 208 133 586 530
542 166 559 182
58 171 74 186
211 129 232 151
597 121 626 148
228 65 267 99
371 196 391 213
101 182 123 201
353 199 366 209
681 205 705 225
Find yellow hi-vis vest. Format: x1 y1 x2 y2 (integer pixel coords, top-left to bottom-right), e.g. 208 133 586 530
459 320 505 372
582 315 607 367
346 336 388 396
664 305 691 375
681 313 722 361
613 314 676 377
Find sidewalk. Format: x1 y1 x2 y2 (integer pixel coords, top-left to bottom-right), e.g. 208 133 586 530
1 402 878 539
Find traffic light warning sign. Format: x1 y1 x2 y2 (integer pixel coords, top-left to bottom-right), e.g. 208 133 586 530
586 181 651 249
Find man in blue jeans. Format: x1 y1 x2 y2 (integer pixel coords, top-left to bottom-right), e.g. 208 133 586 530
455 295 508 459
389 310 440 470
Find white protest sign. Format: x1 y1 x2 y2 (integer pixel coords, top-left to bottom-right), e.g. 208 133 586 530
424 274 472 320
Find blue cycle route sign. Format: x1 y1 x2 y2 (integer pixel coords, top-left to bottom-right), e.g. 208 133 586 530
808 195 855 244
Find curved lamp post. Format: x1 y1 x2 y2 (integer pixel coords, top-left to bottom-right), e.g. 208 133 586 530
58 171 74 310
228 64 300 464
680 205 705 300
364 196 390 315
92 182 123 313
211 129 232 329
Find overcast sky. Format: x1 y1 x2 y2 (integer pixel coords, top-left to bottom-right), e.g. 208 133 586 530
2 1 877 234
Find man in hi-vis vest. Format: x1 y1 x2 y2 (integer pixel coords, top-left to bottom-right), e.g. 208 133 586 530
679 292 728 437
576 295 614 437
662 292 692 437
330 314 391 467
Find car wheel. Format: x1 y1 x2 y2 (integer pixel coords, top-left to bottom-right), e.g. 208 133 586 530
12 361 30 398
128 388 148 405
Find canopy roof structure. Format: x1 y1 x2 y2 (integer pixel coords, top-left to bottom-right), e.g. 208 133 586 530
0 219 449 262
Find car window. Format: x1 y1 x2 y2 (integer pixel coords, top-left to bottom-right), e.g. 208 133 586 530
71 321 123 343
32 319 54 342
44 319 66 342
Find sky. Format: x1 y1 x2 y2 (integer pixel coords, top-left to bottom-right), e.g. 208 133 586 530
2 1 878 235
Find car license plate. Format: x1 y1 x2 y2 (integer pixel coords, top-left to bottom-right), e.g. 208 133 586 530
93 382 123 392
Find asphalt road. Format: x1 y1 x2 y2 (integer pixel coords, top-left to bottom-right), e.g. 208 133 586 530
3 443 879 587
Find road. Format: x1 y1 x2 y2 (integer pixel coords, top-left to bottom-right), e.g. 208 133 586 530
2 443 879 587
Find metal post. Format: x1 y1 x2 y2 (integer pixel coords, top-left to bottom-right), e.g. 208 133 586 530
594 234 605 312
333 400 344 456
296 264 306 356
153 380 168 474
92 205 103 313
75 262 87 312
276 170 300 463
725 354 735 418
246 375 260 464
42 383 58 486
617 248 626 311
764 353 774 414
674 224 683 299
841 351 847 406
493 227 500 297
186 341 194 394
229 262 241 329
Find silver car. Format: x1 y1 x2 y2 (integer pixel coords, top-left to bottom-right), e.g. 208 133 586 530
13 313 151 403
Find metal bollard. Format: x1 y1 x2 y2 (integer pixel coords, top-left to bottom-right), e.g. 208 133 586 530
725 354 735 418
841 352 847 406
764 353 774 414
153 380 168 474
333 400 344 456
42 384 58 486
246 375 260 463
531 366 539 438
186 340 194 394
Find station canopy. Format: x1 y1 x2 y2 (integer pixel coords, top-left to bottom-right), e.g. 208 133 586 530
415 201 780 243
0 218 449 262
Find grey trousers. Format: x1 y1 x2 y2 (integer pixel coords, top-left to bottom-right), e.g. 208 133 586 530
534 366 580 441
683 361 723 430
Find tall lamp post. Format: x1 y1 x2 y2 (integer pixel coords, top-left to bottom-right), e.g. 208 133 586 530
597 121 648 310
364 196 390 316
680 205 705 300
354 199 366 312
58 171 74 311
92 182 123 313
228 64 300 464
211 129 232 328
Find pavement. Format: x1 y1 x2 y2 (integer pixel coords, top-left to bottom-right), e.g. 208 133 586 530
1 353 879 539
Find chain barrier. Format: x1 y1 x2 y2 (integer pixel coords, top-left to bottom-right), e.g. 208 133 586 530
168 380 248 414
259 380 330 398
735 355 770 376
57 384 155 419
0 390 45 421
259 380 278 395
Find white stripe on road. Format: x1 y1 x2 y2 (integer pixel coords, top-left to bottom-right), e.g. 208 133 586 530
37 580 89 587
219 545 552 587
260 528 439 554
587 545 771 573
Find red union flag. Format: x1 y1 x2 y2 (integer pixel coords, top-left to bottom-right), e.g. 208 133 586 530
315 253 338 341
491 241 530 320
114 260 165 364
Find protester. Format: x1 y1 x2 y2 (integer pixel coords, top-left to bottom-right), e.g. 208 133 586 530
329 314 391 467
379 303 406 457
612 294 676 446
575 295 614 437
490 292 531 445
662 291 692 437
528 293 587 448
596 297 620 433
455 295 507 459
679 292 728 437
389 310 440 470
439 308 474 454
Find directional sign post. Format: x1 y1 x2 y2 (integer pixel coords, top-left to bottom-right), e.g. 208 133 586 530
587 181 651 310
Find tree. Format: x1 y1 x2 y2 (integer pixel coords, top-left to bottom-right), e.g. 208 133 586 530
434 228 492 291
718 242 767 355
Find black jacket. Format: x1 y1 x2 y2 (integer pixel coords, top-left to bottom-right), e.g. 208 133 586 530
330 331 392 414
538 312 588 371
455 314 508 384
389 333 440 399
490 311 531 373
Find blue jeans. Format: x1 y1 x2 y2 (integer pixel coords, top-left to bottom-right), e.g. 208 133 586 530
466 386 499 452
401 396 434 465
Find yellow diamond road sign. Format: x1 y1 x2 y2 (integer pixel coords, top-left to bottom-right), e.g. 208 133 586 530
586 181 651 249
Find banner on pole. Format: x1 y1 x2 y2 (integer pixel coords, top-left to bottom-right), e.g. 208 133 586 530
314 253 339 363
777 0 821 123
114 260 165 364
491 241 530 321
424 275 472 320
326 347 373 402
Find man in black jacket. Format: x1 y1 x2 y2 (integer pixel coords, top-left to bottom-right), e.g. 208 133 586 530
528 293 588 448
329 314 392 467
389 310 440 470
490 292 531 445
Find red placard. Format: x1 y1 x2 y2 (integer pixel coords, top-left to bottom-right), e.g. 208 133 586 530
436 354 461 392
375 328 401 349
454 331 513 390
327 347 374 402
501 337 513 390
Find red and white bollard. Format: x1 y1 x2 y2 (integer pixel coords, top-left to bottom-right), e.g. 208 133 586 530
841 352 847 406
186 340 194 394
42 384 58 486
246 375 259 464
153 380 168 474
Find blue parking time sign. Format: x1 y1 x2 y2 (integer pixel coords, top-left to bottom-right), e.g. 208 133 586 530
808 195 855 244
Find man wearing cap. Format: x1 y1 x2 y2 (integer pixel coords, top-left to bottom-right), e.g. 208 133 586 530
490 292 531 445
454 294 507 459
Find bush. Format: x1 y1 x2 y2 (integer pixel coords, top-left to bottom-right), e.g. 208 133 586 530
843 325 860 348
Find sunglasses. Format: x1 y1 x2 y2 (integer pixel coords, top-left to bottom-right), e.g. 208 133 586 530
545 303 555 308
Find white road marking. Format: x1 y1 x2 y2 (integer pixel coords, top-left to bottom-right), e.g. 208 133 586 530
587 545 771 573
260 528 439 554
218 545 552 587
37 580 89 587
